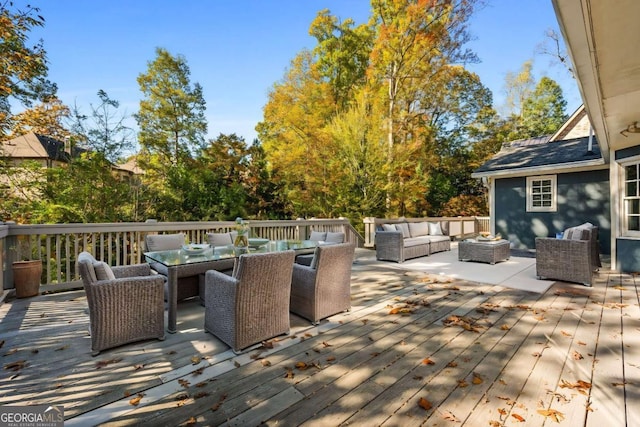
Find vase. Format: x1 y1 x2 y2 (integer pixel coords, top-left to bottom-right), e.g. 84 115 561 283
13 260 42 298
234 233 249 256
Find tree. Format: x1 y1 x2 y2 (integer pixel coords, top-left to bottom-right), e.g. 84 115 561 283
68 90 135 163
520 76 567 137
9 96 70 140
136 47 207 168
0 1 56 137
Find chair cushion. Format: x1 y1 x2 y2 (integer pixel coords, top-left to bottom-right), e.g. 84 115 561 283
93 261 116 281
207 232 233 246
382 224 397 232
428 221 444 236
403 236 431 247
395 222 411 238
325 232 345 243
562 222 593 240
309 231 327 241
408 222 430 237
146 233 185 251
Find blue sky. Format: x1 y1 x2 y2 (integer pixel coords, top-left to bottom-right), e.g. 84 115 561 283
24 0 580 146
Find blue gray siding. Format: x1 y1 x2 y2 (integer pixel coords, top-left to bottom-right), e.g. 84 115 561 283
494 169 610 254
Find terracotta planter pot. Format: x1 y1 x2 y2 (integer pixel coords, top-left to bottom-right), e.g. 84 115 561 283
13 260 42 298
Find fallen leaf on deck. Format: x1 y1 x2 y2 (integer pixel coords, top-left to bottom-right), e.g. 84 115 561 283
134 364 144 371
192 367 204 376
295 361 308 370
124 390 131 397
572 351 584 360
613 285 627 290
500 324 510 330
304 333 312 338
361 319 369 325
194 391 210 399
371 352 380 357
129 393 145 406
322 341 332 347
447 361 458 367
234 361 241 368
191 356 202 365
537 408 565 422
284 367 294 379
195 381 207 388
326 356 336 362
261 360 271 367
512 413 525 422
418 397 432 410
472 373 483 384
211 394 227 411
262 340 274 349
440 410 460 422
561 330 572 337
577 340 586 346
457 379 469 387
185 417 197 425
3 360 27 371
559 379 591 395
489 421 501 427
498 408 507 417
166 350 177 355
178 379 190 388
422 358 435 365
95 358 122 369
413 375 423 380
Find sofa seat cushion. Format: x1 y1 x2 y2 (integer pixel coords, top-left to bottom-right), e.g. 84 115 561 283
403 236 431 247
426 235 449 243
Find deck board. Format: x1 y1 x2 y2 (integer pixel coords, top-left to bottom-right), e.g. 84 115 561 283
0 251 637 426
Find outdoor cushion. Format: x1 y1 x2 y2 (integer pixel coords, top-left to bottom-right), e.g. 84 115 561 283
382 224 397 232
207 232 233 246
325 232 345 243
408 222 430 237
562 222 593 240
93 261 116 281
428 222 444 236
395 222 411 238
426 235 449 243
403 236 431 247
146 233 185 251
309 231 327 241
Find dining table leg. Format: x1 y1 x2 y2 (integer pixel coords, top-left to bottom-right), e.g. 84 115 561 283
167 266 178 333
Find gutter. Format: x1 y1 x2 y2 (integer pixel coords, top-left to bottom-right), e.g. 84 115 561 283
471 158 607 179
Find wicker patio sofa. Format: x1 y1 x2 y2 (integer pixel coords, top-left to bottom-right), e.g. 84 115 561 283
535 223 601 286
375 219 451 263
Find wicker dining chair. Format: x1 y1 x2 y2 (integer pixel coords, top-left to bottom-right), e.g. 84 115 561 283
290 243 355 324
77 251 165 356
203 250 295 353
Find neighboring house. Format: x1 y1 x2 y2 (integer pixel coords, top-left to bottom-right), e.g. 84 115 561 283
472 106 611 255
551 0 640 272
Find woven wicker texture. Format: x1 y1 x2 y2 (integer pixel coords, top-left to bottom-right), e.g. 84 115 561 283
458 240 511 264
375 225 451 263
290 243 355 324
204 250 295 353
535 226 600 286
77 252 165 356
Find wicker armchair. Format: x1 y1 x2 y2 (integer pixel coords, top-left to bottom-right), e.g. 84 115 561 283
77 252 165 356
204 250 295 353
535 226 601 286
290 243 355 324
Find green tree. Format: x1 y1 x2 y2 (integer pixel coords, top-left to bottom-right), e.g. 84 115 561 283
69 90 134 163
136 47 207 167
502 60 535 118
9 96 70 140
0 2 56 137
520 76 567 137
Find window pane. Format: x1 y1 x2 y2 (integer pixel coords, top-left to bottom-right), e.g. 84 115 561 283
627 181 637 197
627 165 638 181
630 199 640 215
629 216 640 231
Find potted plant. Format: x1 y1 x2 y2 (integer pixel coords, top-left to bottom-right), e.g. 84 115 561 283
11 236 42 298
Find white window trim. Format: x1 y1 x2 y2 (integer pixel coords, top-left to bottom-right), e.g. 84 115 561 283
526 175 557 212
619 156 640 237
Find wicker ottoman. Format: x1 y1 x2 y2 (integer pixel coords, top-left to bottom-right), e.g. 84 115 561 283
458 239 511 264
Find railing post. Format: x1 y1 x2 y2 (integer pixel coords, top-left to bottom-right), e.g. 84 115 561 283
4 221 18 291
296 218 309 241
363 217 376 248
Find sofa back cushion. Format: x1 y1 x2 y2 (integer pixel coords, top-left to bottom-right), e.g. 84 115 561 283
395 222 411 238
408 222 430 237
325 232 345 243
207 232 234 246
381 224 397 232
428 222 444 236
309 231 327 241
146 233 185 251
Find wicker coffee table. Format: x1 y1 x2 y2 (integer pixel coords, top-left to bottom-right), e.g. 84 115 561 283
458 239 511 264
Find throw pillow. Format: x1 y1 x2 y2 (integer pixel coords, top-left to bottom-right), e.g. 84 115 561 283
382 224 397 232
428 222 444 236
325 232 345 243
93 261 116 281
408 222 430 237
207 232 233 246
395 222 411 238
309 231 327 241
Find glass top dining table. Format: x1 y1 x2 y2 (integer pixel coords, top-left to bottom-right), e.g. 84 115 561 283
144 239 320 333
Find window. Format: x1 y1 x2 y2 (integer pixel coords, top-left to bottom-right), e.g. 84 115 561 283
624 162 640 235
526 175 556 212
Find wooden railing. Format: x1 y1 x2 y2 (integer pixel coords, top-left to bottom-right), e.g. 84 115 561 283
362 216 491 248
1 218 364 292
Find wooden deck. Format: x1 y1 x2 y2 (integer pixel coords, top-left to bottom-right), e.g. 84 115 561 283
1 250 638 426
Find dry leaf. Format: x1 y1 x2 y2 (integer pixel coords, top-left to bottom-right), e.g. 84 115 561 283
191 356 201 365
577 340 586 346
179 379 190 388
262 340 274 349
234 361 241 368
326 356 336 362
185 417 197 425
192 367 205 376
284 368 294 379
124 390 131 397
194 391 210 399
166 350 177 355
134 364 144 371
295 361 308 370
418 397 432 410
537 408 565 422
512 413 525 422
572 351 584 360
561 330 572 337
95 358 122 369
211 394 227 412
500 324 510 330
261 359 271 367
361 319 369 325
613 285 627 290
322 341 332 347
129 393 145 406
422 358 435 365
195 381 207 388
489 421 501 427
3 360 27 372
458 379 469 387
413 375 424 380
440 410 460 422
447 361 458 367
472 373 483 384
304 333 312 338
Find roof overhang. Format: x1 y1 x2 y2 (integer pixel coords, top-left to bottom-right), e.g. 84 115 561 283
552 0 640 161
471 158 607 180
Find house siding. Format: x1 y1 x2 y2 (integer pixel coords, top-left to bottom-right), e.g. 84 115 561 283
494 169 610 253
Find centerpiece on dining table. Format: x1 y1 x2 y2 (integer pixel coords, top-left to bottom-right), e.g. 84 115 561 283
233 217 250 255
